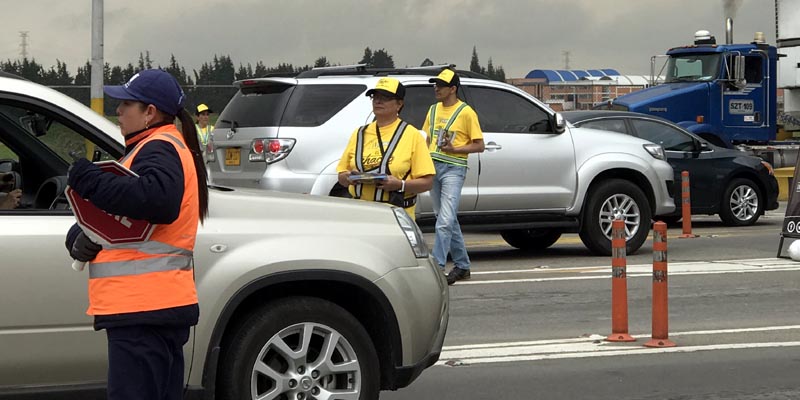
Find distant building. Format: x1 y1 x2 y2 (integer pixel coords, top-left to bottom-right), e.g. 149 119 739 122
508 69 657 111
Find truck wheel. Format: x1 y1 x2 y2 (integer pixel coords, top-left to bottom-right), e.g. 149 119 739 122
579 179 652 256
218 297 380 400
719 178 762 226
500 229 562 251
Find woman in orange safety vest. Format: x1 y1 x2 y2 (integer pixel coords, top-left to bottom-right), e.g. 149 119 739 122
65 69 209 400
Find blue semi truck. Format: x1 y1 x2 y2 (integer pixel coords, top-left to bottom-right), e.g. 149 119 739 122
602 4 800 170
601 20 781 148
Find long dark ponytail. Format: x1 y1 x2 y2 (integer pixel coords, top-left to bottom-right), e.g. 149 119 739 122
177 109 209 223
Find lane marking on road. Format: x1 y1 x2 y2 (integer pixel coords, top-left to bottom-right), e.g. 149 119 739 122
458 258 800 285
437 341 800 366
437 325 800 366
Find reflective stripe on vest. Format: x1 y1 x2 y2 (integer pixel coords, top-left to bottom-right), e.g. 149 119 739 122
429 102 469 166
354 121 407 202
195 124 213 147
87 125 199 315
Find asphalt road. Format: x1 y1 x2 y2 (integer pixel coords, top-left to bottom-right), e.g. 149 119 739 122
384 204 800 399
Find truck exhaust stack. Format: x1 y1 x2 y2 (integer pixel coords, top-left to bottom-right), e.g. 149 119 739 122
726 17 733 45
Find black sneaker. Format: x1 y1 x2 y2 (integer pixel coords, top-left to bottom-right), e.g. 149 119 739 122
446 267 471 285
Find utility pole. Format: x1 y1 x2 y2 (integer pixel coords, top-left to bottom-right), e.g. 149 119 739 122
563 51 571 70
91 0 104 116
19 31 29 59
87 0 103 159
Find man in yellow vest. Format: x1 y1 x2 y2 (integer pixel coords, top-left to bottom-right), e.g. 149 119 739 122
195 103 214 157
422 69 484 285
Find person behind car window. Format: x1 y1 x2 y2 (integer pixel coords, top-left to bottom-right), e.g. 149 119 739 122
422 69 485 285
0 189 21 209
0 172 22 209
337 77 435 220
63 69 209 400
195 103 213 154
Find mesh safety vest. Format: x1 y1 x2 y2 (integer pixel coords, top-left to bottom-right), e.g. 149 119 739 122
86 125 199 315
429 102 469 166
353 121 408 203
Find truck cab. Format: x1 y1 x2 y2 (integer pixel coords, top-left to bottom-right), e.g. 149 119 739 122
604 31 779 147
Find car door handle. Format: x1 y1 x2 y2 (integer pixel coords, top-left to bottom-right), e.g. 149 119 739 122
485 142 502 151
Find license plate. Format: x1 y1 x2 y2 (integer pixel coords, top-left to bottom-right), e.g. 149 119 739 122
225 148 240 166
729 99 754 115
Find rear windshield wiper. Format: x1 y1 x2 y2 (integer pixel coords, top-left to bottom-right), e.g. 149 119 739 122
219 119 238 132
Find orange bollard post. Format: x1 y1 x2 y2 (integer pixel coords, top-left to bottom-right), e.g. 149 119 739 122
645 221 676 348
606 219 635 342
679 170 699 238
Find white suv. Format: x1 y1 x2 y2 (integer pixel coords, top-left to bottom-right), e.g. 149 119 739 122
208 66 676 255
0 73 447 399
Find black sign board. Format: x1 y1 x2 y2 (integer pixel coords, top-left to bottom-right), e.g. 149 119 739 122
778 157 800 257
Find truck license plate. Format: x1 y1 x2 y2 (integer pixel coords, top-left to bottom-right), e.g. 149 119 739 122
225 148 240 166
729 99 754 115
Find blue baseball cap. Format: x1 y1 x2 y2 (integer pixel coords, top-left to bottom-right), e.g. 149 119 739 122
104 69 186 116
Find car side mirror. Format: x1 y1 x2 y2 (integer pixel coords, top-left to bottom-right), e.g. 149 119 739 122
552 113 566 134
696 140 710 151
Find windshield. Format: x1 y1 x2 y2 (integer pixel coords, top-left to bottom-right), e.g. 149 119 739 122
664 54 721 83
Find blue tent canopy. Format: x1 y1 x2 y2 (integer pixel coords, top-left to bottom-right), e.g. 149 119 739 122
524 69 621 82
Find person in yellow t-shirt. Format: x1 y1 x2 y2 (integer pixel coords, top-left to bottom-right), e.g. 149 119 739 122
422 69 485 285
337 78 435 219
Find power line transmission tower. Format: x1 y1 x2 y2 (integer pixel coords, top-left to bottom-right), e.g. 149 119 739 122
19 31 29 60
563 50 571 70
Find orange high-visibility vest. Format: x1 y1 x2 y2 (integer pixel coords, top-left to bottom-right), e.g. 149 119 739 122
87 125 199 315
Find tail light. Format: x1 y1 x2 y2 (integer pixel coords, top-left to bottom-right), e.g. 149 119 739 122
249 138 296 164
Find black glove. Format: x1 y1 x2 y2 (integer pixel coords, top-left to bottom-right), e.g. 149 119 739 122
70 231 102 262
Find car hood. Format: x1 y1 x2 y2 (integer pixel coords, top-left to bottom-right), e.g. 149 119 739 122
570 126 654 147
612 82 707 108
203 186 399 230
568 126 668 169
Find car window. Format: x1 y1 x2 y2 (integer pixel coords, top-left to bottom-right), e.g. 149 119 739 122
400 86 437 129
578 119 628 134
217 84 365 128
467 86 551 134
282 84 365 126
0 103 115 164
0 101 118 211
0 141 18 166
631 119 696 151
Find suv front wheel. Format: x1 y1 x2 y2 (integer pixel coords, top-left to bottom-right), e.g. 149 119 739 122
579 179 652 256
218 296 380 400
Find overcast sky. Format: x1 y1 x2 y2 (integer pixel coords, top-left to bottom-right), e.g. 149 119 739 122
0 0 777 79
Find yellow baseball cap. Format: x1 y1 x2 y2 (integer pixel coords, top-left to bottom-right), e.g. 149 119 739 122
429 69 460 87
365 77 406 99
196 103 212 114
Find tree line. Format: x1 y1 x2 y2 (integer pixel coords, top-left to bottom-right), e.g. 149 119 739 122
0 46 506 86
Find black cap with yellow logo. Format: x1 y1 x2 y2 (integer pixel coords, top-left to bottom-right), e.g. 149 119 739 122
365 77 406 100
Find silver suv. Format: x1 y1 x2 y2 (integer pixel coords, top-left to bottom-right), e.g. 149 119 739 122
0 74 447 399
208 66 676 255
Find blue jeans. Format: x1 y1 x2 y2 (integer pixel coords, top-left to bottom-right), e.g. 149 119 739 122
431 161 470 270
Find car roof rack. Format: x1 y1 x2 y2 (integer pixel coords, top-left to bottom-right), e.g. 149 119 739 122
0 71 28 81
292 63 490 80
